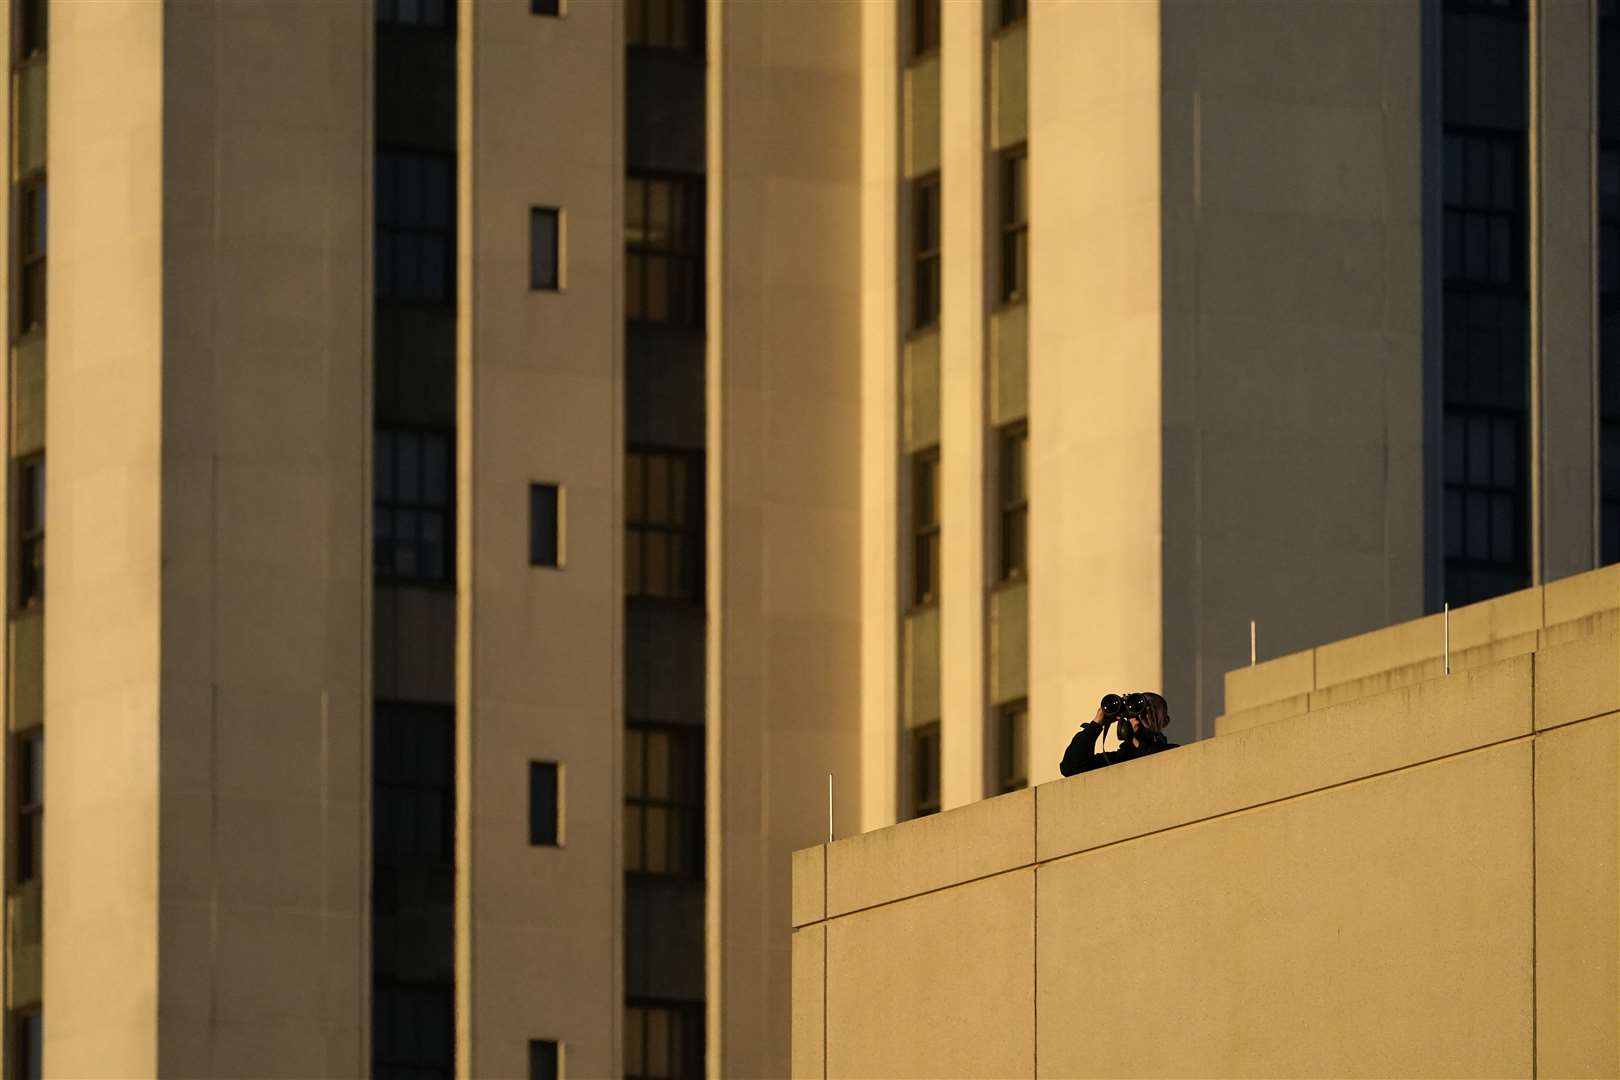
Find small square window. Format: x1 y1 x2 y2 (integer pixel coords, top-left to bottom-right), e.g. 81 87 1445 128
530 761 561 846
530 483 563 567
531 207 562 290
529 1039 561 1080
532 0 562 14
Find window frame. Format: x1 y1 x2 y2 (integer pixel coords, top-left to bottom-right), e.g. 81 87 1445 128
372 701 455 879
994 699 1028 794
910 172 941 333
909 722 941 819
372 978 455 1078
529 482 565 568
624 720 705 881
374 146 456 310
625 446 705 605
532 0 565 16
529 760 563 847
15 0 45 64
374 425 456 587
11 1008 40 1080
909 0 940 59
625 171 706 330
997 144 1028 305
529 1039 563 1080
14 453 43 612
624 998 705 1080
997 0 1027 29
14 173 45 340
910 447 941 609
530 206 564 291
996 421 1028 583
376 0 453 30
13 730 41 887
626 0 703 53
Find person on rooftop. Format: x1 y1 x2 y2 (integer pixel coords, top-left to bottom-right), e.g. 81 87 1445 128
1059 691 1179 777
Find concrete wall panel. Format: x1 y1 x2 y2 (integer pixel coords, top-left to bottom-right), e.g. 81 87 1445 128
1036 743 1532 1078
826 869 1033 1080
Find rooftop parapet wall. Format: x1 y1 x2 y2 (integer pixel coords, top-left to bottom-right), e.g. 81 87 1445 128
1220 562 1620 735
792 642 1620 1078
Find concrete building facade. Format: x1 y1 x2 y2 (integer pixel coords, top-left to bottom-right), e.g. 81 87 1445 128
4 0 1620 1078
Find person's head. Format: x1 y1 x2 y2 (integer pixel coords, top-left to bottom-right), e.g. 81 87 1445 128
1136 692 1171 734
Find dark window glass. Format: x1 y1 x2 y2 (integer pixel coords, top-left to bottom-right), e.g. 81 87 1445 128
17 178 46 335
530 483 561 567
376 151 454 306
999 0 1027 27
625 723 703 879
532 0 562 15
17 455 43 609
373 981 454 1079
996 700 1028 794
627 0 701 50
13 1010 40 1080
911 0 939 57
626 174 704 328
377 0 450 28
910 723 941 818
15 732 41 885
911 449 940 607
529 761 560 846
531 207 561 290
1440 0 1528 605
18 0 45 60
529 1040 560 1080
999 147 1028 303
374 704 453 872
911 174 941 331
625 1000 704 1080
1602 7 1620 565
998 422 1027 581
375 428 454 584
626 448 704 603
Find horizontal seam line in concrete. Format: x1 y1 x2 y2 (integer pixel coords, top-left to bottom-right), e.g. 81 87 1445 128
811 729 1548 925
1531 707 1620 735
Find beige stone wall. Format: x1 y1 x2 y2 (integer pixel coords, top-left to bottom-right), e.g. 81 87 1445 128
457 1 623 1075
1159 0 1426 744
708 0 864 1074
795 635 1620 1077
47 1 373 1075
1027 0 1164 784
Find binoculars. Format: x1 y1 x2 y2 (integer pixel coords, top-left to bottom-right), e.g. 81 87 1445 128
1099 692 1149 720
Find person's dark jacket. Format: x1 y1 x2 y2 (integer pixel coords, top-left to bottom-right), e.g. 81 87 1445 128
1059 721 1180 777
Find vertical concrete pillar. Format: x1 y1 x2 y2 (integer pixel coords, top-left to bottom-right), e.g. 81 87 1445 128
1539 0 1599 581
940 0 988 809
859 0 902 832
1026 0 1163 782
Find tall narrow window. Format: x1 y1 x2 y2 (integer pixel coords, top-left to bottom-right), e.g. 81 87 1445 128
12 1010 40 1080
375 428 453 584
373 704 453 880
532 0 562 16
18 0 45 59
373 981 454 1079
530 207 562 290
626 448 704 602
530 483 562 567
15 731 41 885
626 174 704 328
1439 0 1529 606
998 0 1027 28
16 455 43 609
376 151 454 305
625 1000 704 1080
17 178 45 335
910 722 941 818
627 0 701 51
910 0 940 57
998 422 1028 581
911 449 940 607
996 700 1028 794
999 146 1028 303
529 761 561 846
1600 3 1620 565
624 722 703 879
911 174 941 332
529 1040 561 1080
377 0 450 28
